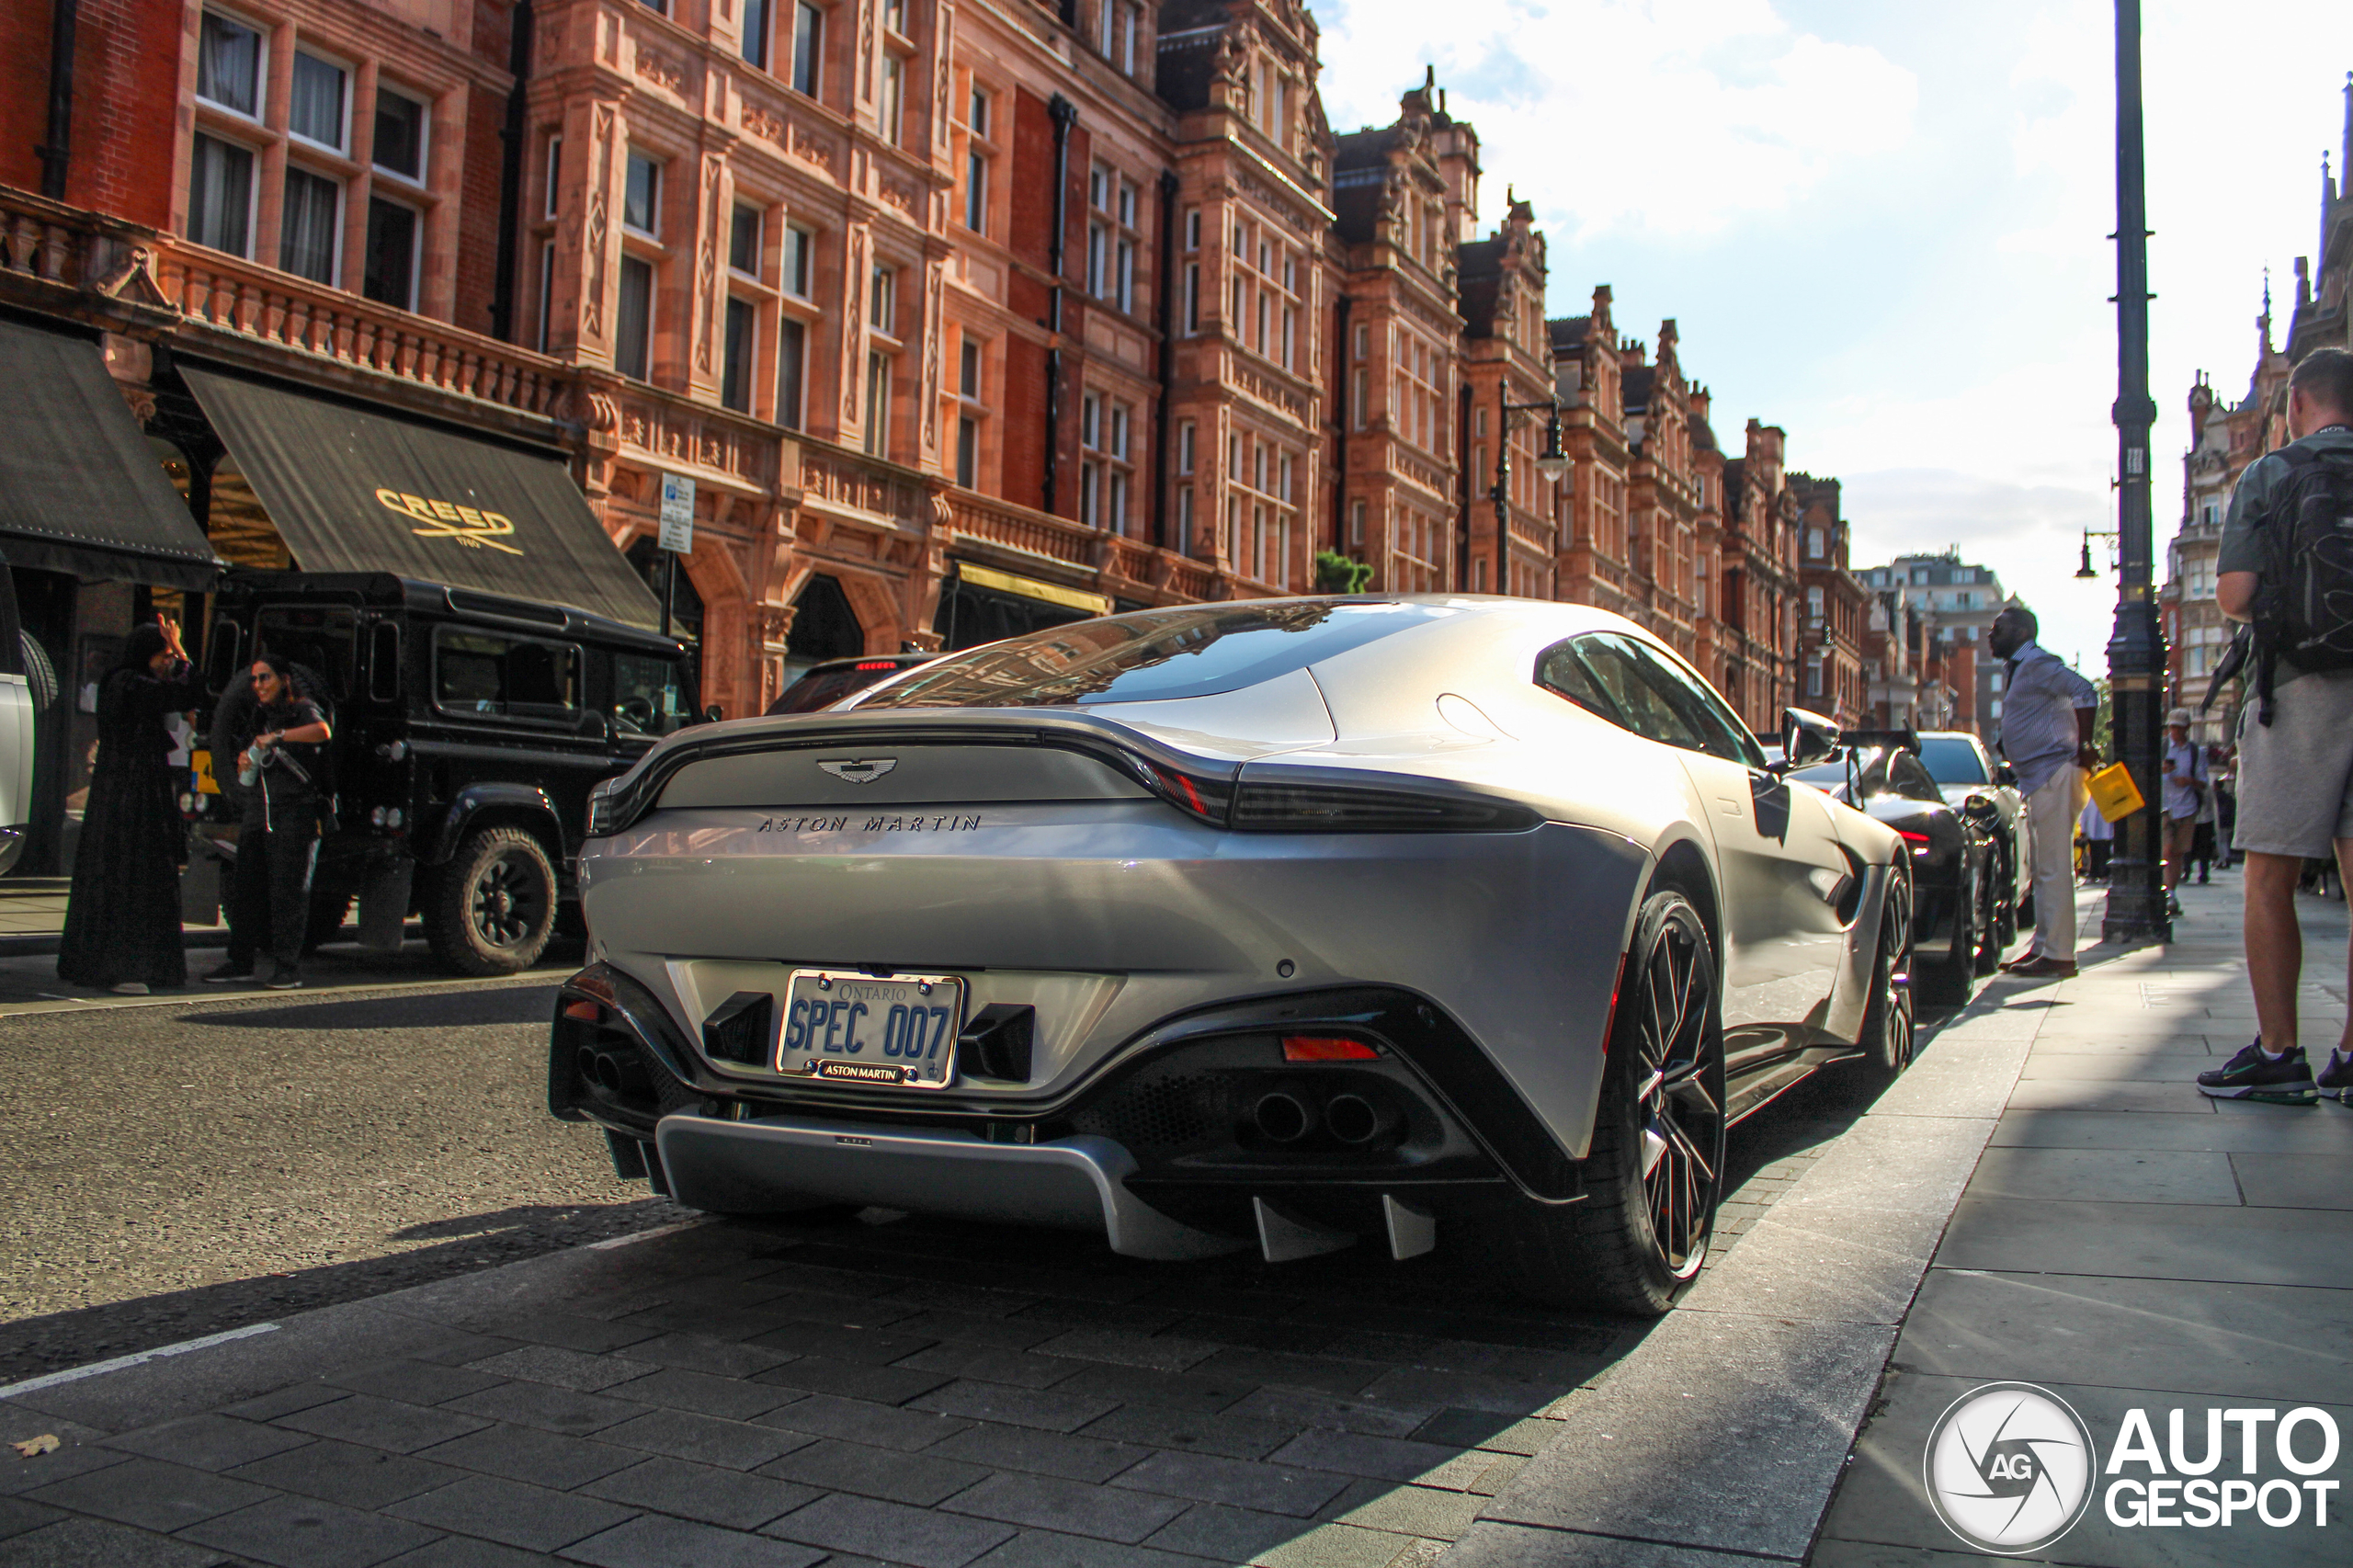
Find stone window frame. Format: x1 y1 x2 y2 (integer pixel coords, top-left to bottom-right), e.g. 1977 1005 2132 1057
959 79 997 238
185 3 455 322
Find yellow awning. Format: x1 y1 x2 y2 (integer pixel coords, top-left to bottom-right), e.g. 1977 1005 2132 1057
957 562 1110 617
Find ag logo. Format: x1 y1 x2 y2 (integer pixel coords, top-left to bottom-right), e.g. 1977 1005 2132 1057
818 758 898 784
1924 1381 2096 1554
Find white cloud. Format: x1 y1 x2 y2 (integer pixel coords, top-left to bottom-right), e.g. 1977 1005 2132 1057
1317 0 1919 240
1843 467 2120 671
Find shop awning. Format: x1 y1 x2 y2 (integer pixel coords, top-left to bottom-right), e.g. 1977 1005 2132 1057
956 562 1111 617
183 367 662 629
0 317 222 591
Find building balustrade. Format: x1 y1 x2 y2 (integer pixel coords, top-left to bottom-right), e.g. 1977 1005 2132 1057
160 244 576 424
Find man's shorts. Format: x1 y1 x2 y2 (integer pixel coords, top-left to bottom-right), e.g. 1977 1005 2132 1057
2234 669 2353 857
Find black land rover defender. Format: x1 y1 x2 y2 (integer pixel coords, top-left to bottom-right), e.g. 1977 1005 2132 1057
194 571 699 974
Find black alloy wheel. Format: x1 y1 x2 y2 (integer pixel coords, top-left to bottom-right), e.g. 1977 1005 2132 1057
1859 868 1915 1083
1631 897 1727 1281
426 826 557 975
1476 888 1726 1315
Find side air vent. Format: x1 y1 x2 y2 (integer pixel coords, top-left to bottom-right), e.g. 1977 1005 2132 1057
957 1004 1035 1082
703 991 777 1066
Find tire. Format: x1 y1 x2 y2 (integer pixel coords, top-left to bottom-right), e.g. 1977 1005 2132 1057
1477 889 1727 1316
1858 869 1916 1085
1972 858 2002 976
426 826 557 976
1992 843 2019 949
302 871 357 956
1915 859 1977 1007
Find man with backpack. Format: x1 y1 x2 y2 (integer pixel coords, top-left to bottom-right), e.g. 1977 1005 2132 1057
2200 346 2353 1103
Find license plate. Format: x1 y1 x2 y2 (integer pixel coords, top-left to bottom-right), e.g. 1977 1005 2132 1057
778 970 964 1088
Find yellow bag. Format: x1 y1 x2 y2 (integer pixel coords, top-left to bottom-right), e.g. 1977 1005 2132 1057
2086 762 2145 823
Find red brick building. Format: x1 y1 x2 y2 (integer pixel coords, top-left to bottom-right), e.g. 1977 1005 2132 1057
1791 472 1867 727
2 0 1833 756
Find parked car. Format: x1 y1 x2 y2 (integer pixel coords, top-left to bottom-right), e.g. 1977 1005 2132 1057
0 553 38 876
194 571 699 975
1915 729 2030 948
764 653 937 716
1789 728 2000 1006
548 598 1914 1315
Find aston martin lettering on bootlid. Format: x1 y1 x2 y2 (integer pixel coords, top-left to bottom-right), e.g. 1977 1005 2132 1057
754 813 982 832
819 757 899 782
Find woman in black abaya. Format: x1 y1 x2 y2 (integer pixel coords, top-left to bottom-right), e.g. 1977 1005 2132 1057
57 619 204 994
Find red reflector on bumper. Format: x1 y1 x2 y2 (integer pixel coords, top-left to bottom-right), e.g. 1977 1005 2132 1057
1898 831 1932 847
1282 1036 1379 1062
563 1000 603 1022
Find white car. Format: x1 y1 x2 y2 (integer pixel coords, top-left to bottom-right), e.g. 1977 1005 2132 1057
550 597 1913 1314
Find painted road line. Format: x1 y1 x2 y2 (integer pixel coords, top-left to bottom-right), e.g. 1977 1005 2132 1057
0 1322 280 1402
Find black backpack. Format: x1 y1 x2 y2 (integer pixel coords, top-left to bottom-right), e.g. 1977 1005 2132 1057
2249 445 2353 722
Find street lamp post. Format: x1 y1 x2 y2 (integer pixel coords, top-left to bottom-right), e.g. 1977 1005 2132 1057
2104 0 2168 944
1489 387 1571 543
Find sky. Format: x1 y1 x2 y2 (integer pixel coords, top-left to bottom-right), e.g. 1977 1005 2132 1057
1314 0 2353 671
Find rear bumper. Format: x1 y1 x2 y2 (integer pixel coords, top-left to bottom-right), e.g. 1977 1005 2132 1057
654 1114 1244 1259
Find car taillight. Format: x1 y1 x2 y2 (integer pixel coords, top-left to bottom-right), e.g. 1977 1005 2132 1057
586 778 622 837
1899 830 1932 853
1230 781 1540 833
854 661 897 671
1138 762 1236 825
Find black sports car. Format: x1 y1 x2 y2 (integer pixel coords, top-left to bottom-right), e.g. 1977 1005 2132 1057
1790 728 1999 1006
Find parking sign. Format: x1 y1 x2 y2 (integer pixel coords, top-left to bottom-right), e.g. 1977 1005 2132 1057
658 473 694 553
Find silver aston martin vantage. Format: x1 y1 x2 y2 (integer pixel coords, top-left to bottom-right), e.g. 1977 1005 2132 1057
550 597 1914 1314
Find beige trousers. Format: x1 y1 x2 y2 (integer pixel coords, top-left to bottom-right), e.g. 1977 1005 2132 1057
2028 770 2080 961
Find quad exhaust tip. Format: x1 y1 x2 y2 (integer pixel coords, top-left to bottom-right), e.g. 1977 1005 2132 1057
1252 1091 1314 1143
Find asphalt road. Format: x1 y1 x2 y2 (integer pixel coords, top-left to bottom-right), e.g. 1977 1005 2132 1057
0 978 688 1384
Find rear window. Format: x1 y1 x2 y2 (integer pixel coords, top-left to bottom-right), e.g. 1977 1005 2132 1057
856 601 1454 710
256 606 358 700
1917 736 1988 785
768 661 915 716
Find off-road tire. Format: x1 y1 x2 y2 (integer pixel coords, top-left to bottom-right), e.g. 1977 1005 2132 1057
1858 868 1915 1085
1916 860 1978 1007
1476 889 1726 1316
302 872 357 956
426 827 557 976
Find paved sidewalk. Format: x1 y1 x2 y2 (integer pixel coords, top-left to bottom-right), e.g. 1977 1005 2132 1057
1812 871 2353 1565
0 1010 1899 1568
0 879 230 955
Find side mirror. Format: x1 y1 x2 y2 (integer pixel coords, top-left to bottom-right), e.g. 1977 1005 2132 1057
1993 761 2018 788
1777 707 1841 770
703 704 724 725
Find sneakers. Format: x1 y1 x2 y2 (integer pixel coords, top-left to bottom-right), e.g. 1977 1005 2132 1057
262 963 301 991
202 960 256 984
109 982 149 995
2197 1041 2318 1104
2318 1049 2353 1102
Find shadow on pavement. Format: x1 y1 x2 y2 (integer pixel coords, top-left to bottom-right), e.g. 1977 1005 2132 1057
0 1198 684 1387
